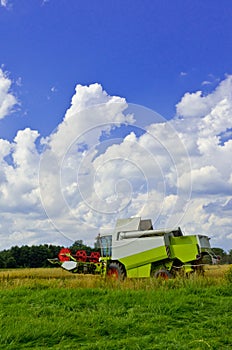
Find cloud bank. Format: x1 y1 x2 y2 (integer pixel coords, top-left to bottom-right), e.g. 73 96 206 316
0 75 232 250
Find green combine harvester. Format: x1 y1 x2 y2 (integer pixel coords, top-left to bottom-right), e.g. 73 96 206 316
49 217 219 279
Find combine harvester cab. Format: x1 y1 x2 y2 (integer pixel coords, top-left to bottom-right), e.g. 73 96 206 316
99 217 219 279
50 217 219 279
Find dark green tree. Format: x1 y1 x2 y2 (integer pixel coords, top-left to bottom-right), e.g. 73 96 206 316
6 256 17 268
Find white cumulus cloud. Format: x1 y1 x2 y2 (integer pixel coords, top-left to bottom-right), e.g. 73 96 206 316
0 69 18 120
176 75 232 118
0 0 8 7
0 77 232 251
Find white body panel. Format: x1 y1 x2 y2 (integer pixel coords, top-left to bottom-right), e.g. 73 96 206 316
115 217 141 231
112 236 165 260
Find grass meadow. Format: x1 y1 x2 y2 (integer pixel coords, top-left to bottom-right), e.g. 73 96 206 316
0 265 231 349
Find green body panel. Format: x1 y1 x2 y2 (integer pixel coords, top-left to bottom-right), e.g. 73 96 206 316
170 235 198 245
182 264 195 273
127 264 151 278
119 245 168 271
169 235 198 262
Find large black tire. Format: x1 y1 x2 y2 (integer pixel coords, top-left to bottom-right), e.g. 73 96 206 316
107 262 125 280
154 269 173 280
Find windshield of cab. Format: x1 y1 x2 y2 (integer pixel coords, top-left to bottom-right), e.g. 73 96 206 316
99 235 112 257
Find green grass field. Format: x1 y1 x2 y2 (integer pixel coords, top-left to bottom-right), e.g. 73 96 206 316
0 266 232 349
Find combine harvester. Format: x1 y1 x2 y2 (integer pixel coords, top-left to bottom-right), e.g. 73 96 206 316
49 217 219 279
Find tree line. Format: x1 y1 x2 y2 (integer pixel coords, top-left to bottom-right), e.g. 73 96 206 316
0 240 98 269
0 243 231 269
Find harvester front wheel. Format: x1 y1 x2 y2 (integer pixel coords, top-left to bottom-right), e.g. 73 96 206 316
154 269 172 280
107 262 125 280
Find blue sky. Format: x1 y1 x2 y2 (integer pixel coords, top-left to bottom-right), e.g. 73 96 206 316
1 0 232 139
0 0 232 251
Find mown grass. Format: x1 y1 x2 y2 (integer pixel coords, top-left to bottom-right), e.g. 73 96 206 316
0 266 231 349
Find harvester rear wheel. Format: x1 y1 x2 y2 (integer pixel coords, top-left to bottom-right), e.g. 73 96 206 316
154 269 172 280
107 262 125 280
